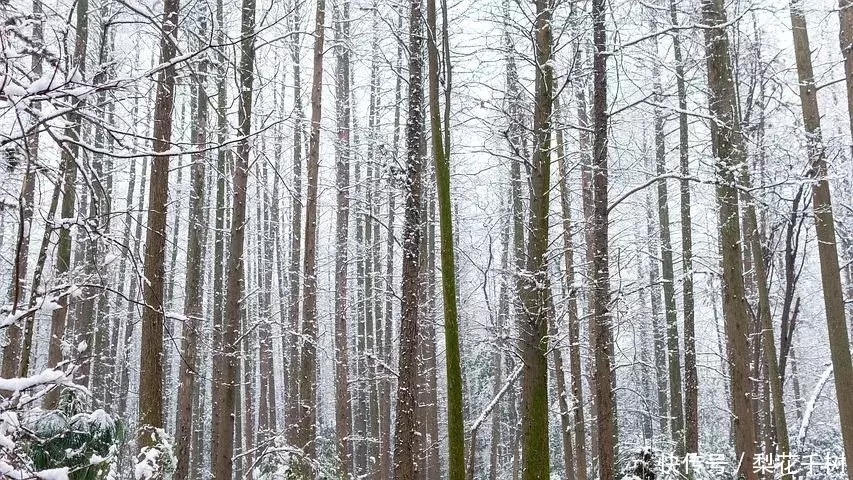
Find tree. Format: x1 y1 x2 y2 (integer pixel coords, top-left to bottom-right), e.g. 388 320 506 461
650 24 685 457
43 0 88 410
137 0 178 450
516 0 553 474
1 0 41 380
208 0 230 470
645 157 670 438
286 0 306 446
394 0 425 472
554 97 576 480
333 0 353 473
669 0 698 453
297 0 326 467
790 0 853 471
381 11 405 475
425 0 465 474
566 5 591 475
701 1 758 478
211 0 255 473
173 14 209 477
590 0 617 478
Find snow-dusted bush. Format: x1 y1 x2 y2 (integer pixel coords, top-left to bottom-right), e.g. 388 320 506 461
0 366 121 479
23 389 123 480
134 428 175 480
620 445 657 480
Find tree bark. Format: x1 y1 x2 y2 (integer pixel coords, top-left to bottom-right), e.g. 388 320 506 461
174 19 209 476
286 0 305 445
209 0 230 470
1 0 42 379
651 32 685 456
137 0 177 446
701 1 758 477
669 0 699 453
645 182 669 437
296 0 325 468
590 0 617 478
740 153 790 477
44 0 88 410
790 0 853 472
333 0 353 474
394 0 425 472
516 0 553 475
211 0 254 473
119 155 148 419
489 211 510 480
425 0 465 474
381 12 403 474
554 97 576 480
365 36 382 479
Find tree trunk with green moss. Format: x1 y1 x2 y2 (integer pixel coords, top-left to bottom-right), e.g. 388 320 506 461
425 0 465 475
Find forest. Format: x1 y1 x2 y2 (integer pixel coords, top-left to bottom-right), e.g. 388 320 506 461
0 0 852 478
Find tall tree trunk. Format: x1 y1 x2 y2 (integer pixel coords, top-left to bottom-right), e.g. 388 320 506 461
572 2 603 461
44 0 88 410
742 172 789 475
2 159 34 377
668 0 699 453
701 1 758 477
740 159 790 476
108 132 136 403
394 0 425 472
418 155 440 480
355 147 367 478
554 97 576 480
590 0 617 478
333 0 353 472
190 167 212 480
489 211 510 480
425 0 465 474
365 36 382 478
211 0 254 473
566 7 594 473
286 0 305 445
209 0 230 470
119 155 148 419
651 32 685 456
1 0 42 379
257 145 277 446
778 190 804 382
790 0 853 471
297 0 325 467
174 22 209 476
516 0 553 475
241 305 256 480
645 163 669 437
272 78 289 440
557 103 588 480
635 226 656 441
381 12 404 474
137 0 177 446
505 1 527 471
